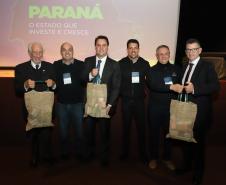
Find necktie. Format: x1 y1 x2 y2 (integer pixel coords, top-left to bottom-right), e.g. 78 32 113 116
35 64 39 70
94 60 102 83
96 60 101 69
184 63 194 84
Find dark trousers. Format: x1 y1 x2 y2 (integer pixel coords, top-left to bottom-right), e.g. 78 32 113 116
85 116 111 162
121 97 147 161
181 127 207 178
27 127 53 162
148 104 172 160
57 102 84 157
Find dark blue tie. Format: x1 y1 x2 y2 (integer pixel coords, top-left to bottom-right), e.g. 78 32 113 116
93 60 101 83
96 60 101 69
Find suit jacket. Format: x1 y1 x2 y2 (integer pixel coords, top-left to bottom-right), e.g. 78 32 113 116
182 58 220 132
15 61 55 95
84 56 121 107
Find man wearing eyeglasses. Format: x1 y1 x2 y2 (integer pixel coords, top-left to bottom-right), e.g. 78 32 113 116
176 38 220 185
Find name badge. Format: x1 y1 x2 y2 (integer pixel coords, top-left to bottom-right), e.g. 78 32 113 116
63 73 72 85
132 72 140 83
164 76 173 85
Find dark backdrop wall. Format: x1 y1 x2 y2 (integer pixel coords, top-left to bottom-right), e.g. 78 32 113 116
175 0 226 63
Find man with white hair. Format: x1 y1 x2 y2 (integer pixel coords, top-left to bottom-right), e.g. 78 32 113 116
15 42 56 167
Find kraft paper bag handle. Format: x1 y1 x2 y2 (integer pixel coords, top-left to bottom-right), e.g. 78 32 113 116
35 80 50 91
178 93 188 102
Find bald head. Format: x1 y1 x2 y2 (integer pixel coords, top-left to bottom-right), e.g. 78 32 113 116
61 42 74 63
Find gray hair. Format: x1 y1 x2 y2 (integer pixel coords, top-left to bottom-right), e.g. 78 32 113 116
156 45 170 52
28 42 43 53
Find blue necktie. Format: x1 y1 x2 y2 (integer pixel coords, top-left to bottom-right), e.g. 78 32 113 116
96 60 101 69
94 60 101 83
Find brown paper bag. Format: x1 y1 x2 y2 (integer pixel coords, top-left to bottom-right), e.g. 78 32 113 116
24 90 54 131
166 99 197 143
84 83 110 118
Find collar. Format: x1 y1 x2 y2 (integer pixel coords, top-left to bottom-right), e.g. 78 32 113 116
96 55 107 63
157 61 170 65
62 59 74 65
189 56 200 65
128 56 139 64
30 60 41 69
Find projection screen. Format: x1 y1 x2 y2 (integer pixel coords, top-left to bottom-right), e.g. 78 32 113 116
0 0 180 77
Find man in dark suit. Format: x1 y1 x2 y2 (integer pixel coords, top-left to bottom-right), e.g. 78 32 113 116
83 35 121 166
15 42 56 167
177 38 220 185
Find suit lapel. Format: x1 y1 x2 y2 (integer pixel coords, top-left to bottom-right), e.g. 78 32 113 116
190 59 202 82
91 56 97 68
182 62 188 74
101 57 111 83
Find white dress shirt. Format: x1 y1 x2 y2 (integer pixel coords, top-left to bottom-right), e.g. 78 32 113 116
182 56 200 85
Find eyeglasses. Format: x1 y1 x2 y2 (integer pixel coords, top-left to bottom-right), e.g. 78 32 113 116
185 48 200 53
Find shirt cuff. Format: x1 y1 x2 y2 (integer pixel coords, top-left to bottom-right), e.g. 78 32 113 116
89 73 94 81
52 83 56 90
24 84 28 92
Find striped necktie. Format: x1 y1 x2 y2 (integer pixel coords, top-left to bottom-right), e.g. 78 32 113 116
184 63 194 84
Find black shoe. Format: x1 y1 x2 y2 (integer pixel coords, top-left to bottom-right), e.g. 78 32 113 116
175 168 191 175
83 153 96 163
101 160 109 167
76 154 88 163
30 158 38 168
75 153 81 160
61 154 70 161
140 156 148 166
119 154 128 161
101 161 109 168
42 156 56 166
192 179 202 185
47 157 56 166
192 175 202 185
139 158 148 166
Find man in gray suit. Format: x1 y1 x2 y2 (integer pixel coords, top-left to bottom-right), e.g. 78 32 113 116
83 35 121 166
